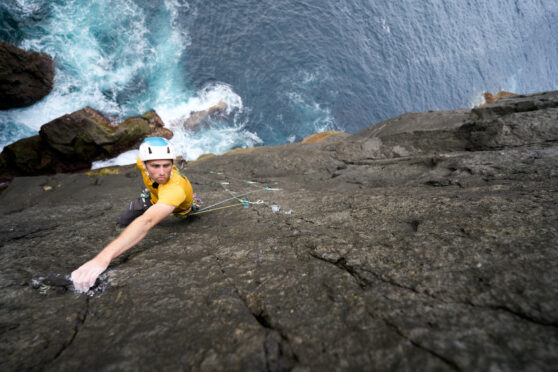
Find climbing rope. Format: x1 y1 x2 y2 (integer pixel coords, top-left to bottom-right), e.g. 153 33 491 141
188 203 244 215
186 171 280 216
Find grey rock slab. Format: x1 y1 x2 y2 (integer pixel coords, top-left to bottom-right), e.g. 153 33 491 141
1 90 557 371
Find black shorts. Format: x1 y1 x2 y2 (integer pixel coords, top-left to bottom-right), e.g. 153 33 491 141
118 196 153 227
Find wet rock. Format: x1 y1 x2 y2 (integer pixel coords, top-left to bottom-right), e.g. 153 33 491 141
183 101 228 130
0 108 172 181
0 91 557 371
30 273 72 295
0 41 54 109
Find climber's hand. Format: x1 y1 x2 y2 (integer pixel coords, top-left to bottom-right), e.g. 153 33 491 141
71 258 108 293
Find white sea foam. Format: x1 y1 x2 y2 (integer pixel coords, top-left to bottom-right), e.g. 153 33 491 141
158 82 262 162
469 69 524 108
156 83 242 126
505 69 522 93
12 0 152 131
380 18 390 33
470 92 486 108
14 0 41 13
170 121 263 162
1 0 260 163
286 91 336 135
90 82 261 167
91 150 139 169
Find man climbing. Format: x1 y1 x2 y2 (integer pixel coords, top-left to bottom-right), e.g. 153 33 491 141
71 137 196 292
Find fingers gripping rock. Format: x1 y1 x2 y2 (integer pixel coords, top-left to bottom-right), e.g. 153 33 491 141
71 259 108 293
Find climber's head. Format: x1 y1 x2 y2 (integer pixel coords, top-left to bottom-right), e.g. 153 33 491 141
139 137 175 184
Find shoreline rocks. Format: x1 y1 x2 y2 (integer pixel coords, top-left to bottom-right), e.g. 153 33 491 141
0 107 172 181
0 41 55 109
182 101 228 130
481 90 517 105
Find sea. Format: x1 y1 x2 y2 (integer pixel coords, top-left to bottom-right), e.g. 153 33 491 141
1 0 557 166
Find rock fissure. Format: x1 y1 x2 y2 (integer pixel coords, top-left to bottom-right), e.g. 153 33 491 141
309 249 558 331
308 252 370 289
0 224 59 246
358 267 558 329
46 296 90 368
212 253 299 371
308 249 434 298
358 267 426 295
1 207 28 215
466 301 558 329
381 318 462 371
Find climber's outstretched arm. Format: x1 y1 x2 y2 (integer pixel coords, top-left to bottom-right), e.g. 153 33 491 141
71 203 175 292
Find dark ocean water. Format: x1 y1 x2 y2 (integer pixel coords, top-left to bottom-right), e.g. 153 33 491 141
1 0 557 164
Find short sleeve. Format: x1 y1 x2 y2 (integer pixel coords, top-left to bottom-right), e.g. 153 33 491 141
157 184 186 207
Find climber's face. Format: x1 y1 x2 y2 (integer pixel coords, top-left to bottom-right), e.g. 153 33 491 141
145 159 173 184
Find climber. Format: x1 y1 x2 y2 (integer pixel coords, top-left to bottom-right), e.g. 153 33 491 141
71 137 195 293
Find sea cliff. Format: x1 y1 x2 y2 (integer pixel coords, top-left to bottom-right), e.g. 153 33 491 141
1 91 557 371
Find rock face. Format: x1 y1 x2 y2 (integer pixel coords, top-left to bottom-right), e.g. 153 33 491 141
0 41 55 109
0 91 557 371
0 108 172 181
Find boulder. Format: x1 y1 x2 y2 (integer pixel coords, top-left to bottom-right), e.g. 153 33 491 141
0 107 172 181
482 90 517 105
183 101 228 130
0 41 55 109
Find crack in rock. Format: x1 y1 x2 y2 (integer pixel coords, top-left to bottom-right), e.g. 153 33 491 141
46 296 90 368
0 223 59 246
309 252 369 289
466 301 558 329
212 254 298 371
311 252 558 329
249 304 298 372
382 318 463 371
309 250 429 297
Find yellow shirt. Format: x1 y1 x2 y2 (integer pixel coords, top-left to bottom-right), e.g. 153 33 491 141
137 158 194 215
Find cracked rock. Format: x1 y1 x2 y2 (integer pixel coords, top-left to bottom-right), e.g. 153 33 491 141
1 90 558 371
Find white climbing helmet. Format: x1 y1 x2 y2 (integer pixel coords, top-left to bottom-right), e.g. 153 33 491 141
139 137 175 162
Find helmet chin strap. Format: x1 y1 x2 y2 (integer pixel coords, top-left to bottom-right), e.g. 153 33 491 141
142 162 150 178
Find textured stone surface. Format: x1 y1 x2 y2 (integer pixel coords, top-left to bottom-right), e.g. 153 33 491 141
0 108 172 181
0 91 557 371
0 41 54 109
